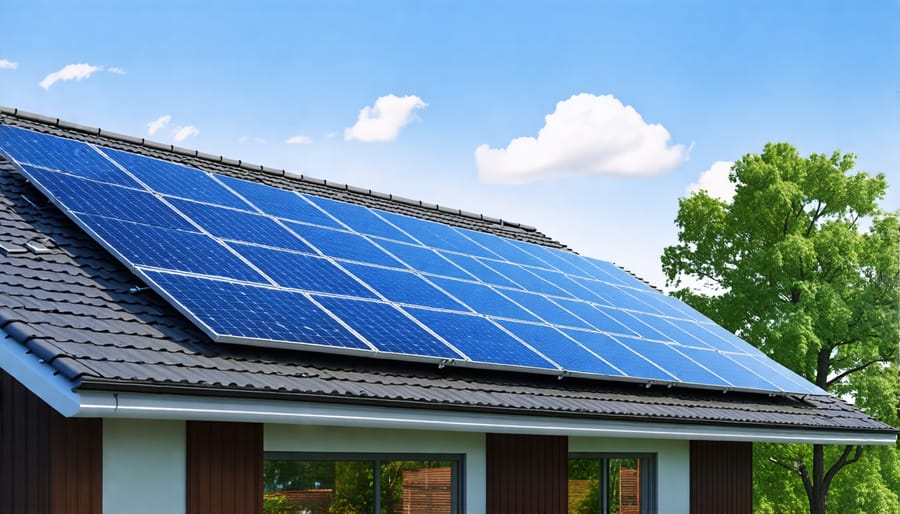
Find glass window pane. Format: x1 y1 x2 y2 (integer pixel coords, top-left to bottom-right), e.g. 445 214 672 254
264 459 375 514
568 458 600 514
609 458 641 514
380 460 453 514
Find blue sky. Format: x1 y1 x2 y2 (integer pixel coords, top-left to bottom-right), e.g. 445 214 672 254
2 0 897 288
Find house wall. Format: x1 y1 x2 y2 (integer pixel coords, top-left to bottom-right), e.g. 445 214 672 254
265 423 487 512
103 418 186 514
690 440 752 514
570 436 691 514
486 433 567 514
187 421 262 514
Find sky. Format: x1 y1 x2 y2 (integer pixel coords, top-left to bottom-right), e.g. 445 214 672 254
1 0 897 289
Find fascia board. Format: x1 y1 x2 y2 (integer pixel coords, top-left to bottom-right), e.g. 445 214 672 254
0 330 80 416
76 389 897 446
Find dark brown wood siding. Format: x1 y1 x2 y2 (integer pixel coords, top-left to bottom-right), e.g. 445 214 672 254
187 420 263 514
690 440 752 514
486 433 567 514
0 370 102 514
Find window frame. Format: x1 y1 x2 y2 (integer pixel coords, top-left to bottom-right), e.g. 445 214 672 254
264 451 465 513
568 452 658 514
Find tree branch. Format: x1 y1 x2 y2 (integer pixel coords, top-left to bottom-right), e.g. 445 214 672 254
768 456 814 499
827 354 898 387
823 445 863 492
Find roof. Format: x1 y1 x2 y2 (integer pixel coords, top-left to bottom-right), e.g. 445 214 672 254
0 107 895 438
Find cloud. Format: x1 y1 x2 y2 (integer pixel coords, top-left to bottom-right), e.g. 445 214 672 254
344 94 427 142
285 135 312 145
686 161 736 202
39 63 102 90
0 59 18 70
173 126 199 143
147 115 172 135
106 67 127 75
475 93 688 184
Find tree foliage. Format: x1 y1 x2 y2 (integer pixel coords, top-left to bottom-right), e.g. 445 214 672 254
661 143 899 513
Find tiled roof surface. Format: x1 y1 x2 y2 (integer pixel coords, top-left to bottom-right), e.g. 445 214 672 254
0 108 894 434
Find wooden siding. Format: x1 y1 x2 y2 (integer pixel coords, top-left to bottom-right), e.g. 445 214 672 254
0 370 102 514
486 433 567 514
690 440 752 514
187 420 263 514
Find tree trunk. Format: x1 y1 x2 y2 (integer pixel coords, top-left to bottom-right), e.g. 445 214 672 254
790 444 863 514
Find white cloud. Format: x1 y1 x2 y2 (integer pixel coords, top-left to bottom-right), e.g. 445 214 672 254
39 63 102 90
0 59 18 70
686 161 736 202
475 93 688 184
173 125 199 143
106 67 127 75
147 115 172 135
285 135 312 145
344 94 427 142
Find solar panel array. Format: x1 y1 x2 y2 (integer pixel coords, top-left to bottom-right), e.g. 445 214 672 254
0 125 824 395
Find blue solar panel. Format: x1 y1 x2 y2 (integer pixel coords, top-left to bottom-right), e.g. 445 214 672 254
100 147 250 209
427 277 537 320
313 296 462 358
341 263 465 310
456 228 551 269
378 212 499 258
498 322 622 376
169 198 313 253
0 126 140 187
405 308 556 369
303 196 416 243
81 214 266 282
482 260 574 297
438 252 521 288
142 270 367 349
499 289 592 328
0 125 826 395
20 166 194 230
377 239 474 280
562 330 676 382
233 243 376 298
215 174 343 228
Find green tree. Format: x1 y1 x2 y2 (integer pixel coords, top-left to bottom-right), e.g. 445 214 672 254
661 143 899 514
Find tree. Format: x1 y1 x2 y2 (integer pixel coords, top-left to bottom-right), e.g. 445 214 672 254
661 143 899 514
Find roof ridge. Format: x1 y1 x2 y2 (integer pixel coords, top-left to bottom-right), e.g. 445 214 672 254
0 105 550 238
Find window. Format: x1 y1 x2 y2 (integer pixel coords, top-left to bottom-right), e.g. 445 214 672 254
264 453 463 514
568 454 656 514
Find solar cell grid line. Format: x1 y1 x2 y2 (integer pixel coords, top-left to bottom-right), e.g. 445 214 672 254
550 297 634 334
626 312 714 350
99 147 251 209
339 262 468 311
650 294 710 323
0 125 142 188
690 321 770 357
726 353 825 395
140 270 370 350
514 242 600 278
438 252 521 288
524 266 609 301
675 346 781 392
168 198 315 253
403 307 558 370
426 276 539 321
311 296 466 359
612 335 731 387
479 259 575 298
374 238 475 281
596 307 670 342
376 210 503 259
561 329 678 383
581 256 655 291
624 289 697 321
454 227 554 269
231 243 378 298
572 277 660 312
497 289 593 329
213 174 344 229
80 214 269 283
496 321 624 377
302 195 417 244
17 165 196 231
283 221 404 268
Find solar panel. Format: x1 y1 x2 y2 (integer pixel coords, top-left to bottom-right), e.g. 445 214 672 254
0 125 826 395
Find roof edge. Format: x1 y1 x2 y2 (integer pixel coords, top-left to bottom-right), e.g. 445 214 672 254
75 388 899 445
0 328 80 416
0 106 544 235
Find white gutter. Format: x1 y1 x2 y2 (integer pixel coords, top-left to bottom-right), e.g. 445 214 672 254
0 330 80 416
76 389 897 446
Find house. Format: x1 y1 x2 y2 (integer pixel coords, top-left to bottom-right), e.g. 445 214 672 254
0 106 895 514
